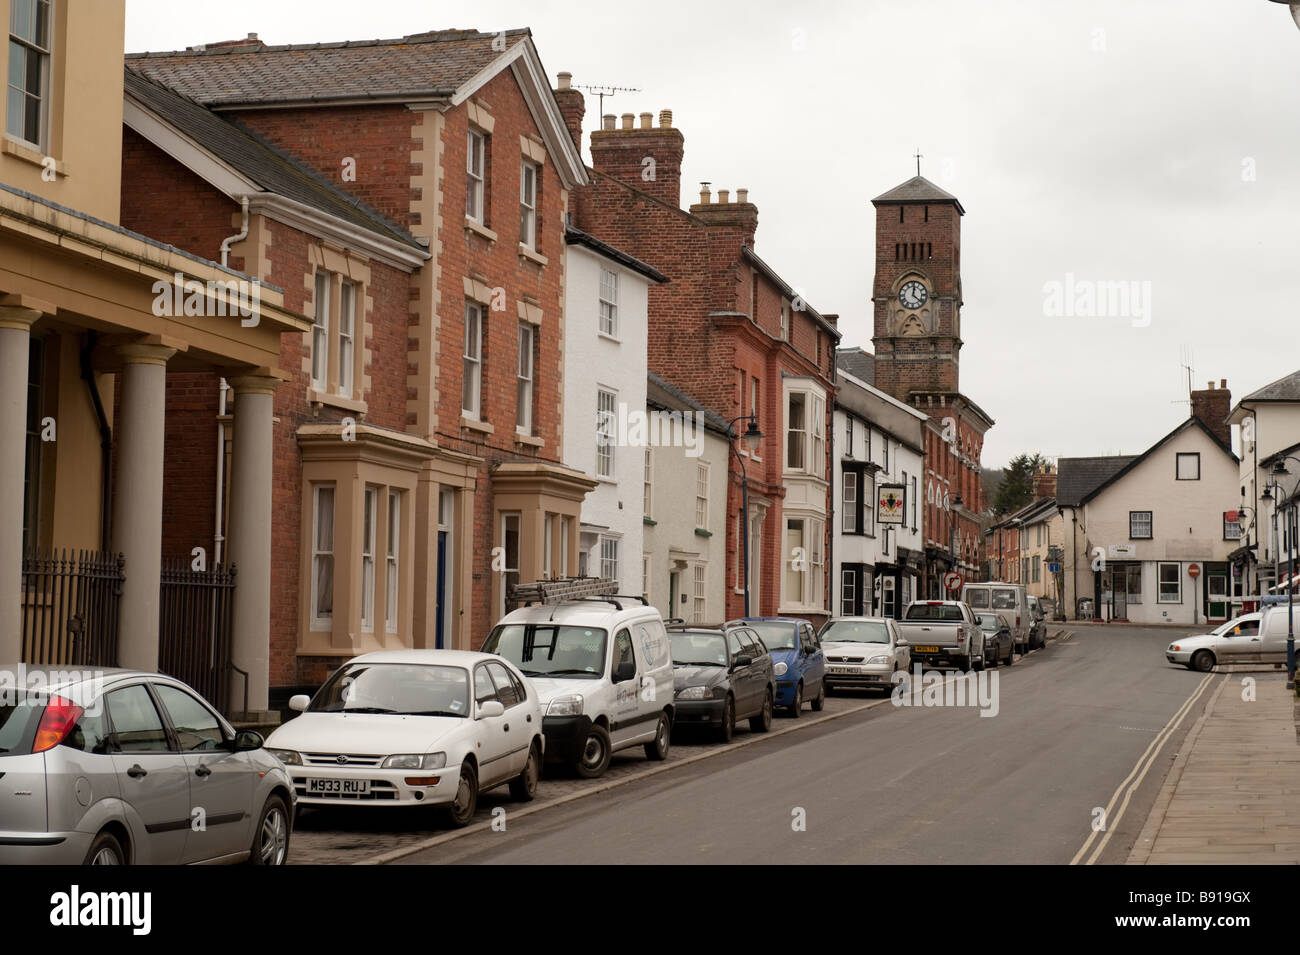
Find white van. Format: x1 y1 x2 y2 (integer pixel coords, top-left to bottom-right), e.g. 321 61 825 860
962 582 1033 652
481 596 675 778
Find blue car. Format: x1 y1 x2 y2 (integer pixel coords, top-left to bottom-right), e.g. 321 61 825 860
727 617 825 717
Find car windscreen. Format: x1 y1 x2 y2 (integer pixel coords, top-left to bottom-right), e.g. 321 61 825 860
992 589 1018 610
965 589 990 609
904 604 965 621
0 693 43 756
310 663 470 716
748 622 797 650
670 632 728 666
819 621 890 644
483 624 608 678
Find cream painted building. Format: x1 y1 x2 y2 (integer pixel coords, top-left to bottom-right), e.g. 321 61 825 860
2 0 305 719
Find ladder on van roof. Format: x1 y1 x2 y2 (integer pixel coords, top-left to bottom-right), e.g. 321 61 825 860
508 577 648 611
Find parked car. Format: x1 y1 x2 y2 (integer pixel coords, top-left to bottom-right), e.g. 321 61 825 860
818 617 910 693
974 612 1015 667
1165 612 1265 671
0 666 293 865
666 623 775 741
266 650 543 827
962 582 1031 652
1026 595 1047 649
897 600 985 670
482 596 675 778
729 617 825 717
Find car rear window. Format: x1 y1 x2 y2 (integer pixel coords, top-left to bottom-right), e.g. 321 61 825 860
0 694 42 757
905 604 965 621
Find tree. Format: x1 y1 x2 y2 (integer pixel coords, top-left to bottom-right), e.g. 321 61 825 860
993 453 1046 516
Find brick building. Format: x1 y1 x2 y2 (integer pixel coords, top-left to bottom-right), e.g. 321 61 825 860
556 80 840 625
869 175 994 595
123 29 592 706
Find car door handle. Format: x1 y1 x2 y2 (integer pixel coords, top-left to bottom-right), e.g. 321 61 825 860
503 723 510 732
127 764 147 778
195 764 212 778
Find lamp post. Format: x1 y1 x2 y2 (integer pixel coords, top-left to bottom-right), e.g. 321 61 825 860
729 415 764 618
949 493 964 588
1267 456 1300 687
1266 0 1300 30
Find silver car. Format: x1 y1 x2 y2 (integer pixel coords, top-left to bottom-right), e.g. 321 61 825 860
0 666 293 865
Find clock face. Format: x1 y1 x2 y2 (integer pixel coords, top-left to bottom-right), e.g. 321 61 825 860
898 280 928 310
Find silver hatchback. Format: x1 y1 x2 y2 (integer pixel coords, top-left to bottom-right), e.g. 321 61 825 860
0 666 294 865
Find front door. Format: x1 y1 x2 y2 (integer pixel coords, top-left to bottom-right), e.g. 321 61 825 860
435 530 447 649
1208 573 1228 622
1110 567 1128 620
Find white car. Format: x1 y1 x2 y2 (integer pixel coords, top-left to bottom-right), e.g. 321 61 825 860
265 650 543 827
1166 612 1267 671
817 617 910 693
481 597 675 778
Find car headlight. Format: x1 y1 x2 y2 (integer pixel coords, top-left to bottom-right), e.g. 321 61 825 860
773 662 788 677
676 685 710 700
267 748 301 766
1170 645 1180 652
866 654 891 666
547 694 584 717
382 753 446 770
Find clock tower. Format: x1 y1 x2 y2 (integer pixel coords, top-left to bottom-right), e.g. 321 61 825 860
870 175 964 400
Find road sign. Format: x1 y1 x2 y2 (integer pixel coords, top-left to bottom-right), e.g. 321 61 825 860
1188 563 1201 579
1226 509 1239 524
943 572 963 592
1049 562 1060 574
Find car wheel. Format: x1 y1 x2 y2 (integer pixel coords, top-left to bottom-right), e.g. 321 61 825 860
447 761 479 827
1005 642 1015 666
509 740 541 802
575 724 612 778
644 711 671 761
811 682 826 712
749 688 774 732
1192 649 1216 673
972 653 984 672
788 682 803 717
718 696 735 743
248 794 290 865
84 830 125 866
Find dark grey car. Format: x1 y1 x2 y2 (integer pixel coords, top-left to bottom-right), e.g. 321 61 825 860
666 625 775 742
0 667 294 865
974 614 1015 668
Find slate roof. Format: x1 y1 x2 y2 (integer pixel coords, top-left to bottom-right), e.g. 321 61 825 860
646 372 731 437
125 29 529 107
125 70 420 250
1241 369 1300 403
565 227 668 284
1056 455 1136 507
835 347 875 386
871 175 965 214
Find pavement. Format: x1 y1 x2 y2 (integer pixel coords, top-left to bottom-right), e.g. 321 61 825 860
1128 667 1300 864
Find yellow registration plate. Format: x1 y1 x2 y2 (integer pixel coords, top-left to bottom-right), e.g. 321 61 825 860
915 646 940 654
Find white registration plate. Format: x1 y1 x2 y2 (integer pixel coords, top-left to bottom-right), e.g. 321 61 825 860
306 777 370 795
828 666 859 674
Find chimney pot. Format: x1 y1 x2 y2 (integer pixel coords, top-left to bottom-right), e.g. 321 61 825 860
699 186 711 204
639 112 652 129
737 188 749 204
603 113 615 130
621 113 634 130
247 32 258 40
1221 378 1227 389
557 71 572 90
1207 381 1213 390
659 109 673 128
718 189 730 204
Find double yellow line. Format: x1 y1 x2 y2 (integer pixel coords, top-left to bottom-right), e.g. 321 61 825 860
1069 672 1218 865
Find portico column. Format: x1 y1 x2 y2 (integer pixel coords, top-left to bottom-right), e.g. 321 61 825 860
111 342 177 671
0 306 41 660
227 374 279 716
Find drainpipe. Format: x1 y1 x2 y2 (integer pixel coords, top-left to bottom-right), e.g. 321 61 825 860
79 333 112 552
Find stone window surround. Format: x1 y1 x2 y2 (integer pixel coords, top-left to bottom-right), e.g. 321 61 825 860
304 244 372 415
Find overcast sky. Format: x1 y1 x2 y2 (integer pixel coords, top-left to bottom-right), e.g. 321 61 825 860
126 0 1300 468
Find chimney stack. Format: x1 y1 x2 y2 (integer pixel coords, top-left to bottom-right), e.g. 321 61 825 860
1190 379 1232 448
689 183 759 247
552 72 585 155
1033 462 1058 500
588 105 685 208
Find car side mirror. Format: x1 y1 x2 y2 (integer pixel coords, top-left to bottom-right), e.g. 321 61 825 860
613 660 636 683
288 694 310 713
896 638 909 648
233 729 264 752
477 700 505 719
733 654 753 669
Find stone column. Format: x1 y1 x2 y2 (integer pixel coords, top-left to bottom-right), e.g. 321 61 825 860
0 306 41 660
111 342 176 671
226 375 278 716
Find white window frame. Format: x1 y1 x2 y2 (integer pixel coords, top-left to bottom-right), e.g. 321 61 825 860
360 486 377 633
695 462 710 529
466 128 485 222
780 299 790 340
596 387 617 479
500 512 521 619
463 302 482 418
785 517 805 605
519 161 538 249
311 271 330 391
6 0 52 150
1158 561 1182 603
643 554 651 601
693 562 706 623
600 535 620 582
841 567 856 617
842 470 858 534
516 321 534 434
598 267 619 338
385 490 400 634
1130 510 1153 540
338 281 355 397
310 484 335 631
786 392 806 471
811 395 825 472
644 447 653 519
1176 452 1200 481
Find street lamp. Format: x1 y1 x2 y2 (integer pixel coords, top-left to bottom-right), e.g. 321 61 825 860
950 494 964 590
1266 0 1300 30
1268 457 1299 686
729 415 764 617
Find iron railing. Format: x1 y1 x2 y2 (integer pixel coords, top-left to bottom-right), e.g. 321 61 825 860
21 550 125 667
158 558 237 712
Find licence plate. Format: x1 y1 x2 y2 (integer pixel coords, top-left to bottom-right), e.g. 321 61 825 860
307 777 370 795
914 646 939 654
828 666 859 674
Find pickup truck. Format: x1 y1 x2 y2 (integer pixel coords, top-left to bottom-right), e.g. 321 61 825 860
897 600 984 671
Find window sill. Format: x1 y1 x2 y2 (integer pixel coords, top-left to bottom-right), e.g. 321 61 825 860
3 136 67 177
514 432 544 448
597 331 621 345
643 517 657 526
461 416 494 435
694 528 712 538
464 218 497 242
308 388 367 415
517 244 548 267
